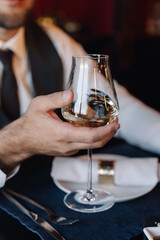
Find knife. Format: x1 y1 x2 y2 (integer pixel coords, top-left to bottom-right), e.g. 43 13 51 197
1 190 65 240
5 188 78 225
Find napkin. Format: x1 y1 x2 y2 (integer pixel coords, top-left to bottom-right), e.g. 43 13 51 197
143 227 160 240
51 155 159 186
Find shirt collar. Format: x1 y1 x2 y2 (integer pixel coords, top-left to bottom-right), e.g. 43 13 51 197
0 27 26 59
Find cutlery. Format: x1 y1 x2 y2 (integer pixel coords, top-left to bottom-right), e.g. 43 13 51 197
2 190 65 240
153 222 160 239
5 188 79 225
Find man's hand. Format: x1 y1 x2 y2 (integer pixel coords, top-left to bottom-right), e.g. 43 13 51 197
0 90 120 173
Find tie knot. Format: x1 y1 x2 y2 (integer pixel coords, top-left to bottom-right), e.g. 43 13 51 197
0 49 13 65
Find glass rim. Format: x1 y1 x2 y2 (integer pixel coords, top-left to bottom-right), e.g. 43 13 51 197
73 54 109 60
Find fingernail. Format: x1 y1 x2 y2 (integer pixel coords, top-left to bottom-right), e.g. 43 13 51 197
115 123 120 130
63 90 71 101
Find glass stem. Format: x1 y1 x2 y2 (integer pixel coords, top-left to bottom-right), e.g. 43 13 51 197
87 148 92 194
84 149 95 201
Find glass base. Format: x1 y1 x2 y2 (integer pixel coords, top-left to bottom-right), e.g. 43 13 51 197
64 189 115 213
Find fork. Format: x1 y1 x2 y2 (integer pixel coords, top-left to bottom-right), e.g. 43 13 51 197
5 188 79 225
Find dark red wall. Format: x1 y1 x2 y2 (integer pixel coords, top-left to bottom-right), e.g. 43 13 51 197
33 0 153 36
33 0 115 35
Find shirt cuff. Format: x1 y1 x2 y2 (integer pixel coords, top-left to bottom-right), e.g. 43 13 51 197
0 169 6 188
0 165 20 188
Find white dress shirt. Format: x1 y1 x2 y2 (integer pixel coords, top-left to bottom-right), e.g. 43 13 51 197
0 21 160 188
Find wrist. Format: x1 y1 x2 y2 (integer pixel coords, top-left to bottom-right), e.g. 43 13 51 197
0 117 32 174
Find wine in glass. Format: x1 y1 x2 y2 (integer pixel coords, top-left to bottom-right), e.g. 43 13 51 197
61 54 119 213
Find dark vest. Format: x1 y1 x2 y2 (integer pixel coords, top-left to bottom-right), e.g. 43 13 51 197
0 21 63 128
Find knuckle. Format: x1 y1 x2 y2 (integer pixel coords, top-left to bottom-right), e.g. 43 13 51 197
109 123 117 132
97 141 105 148
88 136 97 144
88 134 97 144
33 95 46 105
60 147 68 155
94 140 105 149
60 144 73 155
30 96 42 109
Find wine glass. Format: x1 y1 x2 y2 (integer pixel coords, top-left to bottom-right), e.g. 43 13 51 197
61 54 119 213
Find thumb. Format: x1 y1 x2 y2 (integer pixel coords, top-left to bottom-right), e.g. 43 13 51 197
51 90 74 110
34 90 74 112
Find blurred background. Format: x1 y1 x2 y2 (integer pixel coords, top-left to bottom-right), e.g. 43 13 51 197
32 0 160 111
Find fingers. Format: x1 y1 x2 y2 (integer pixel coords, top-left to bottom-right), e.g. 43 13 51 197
62 119 120 143
59 128 117 155
68 130 117 151
56 118 120 155
30 90 74 113
88 121 120 144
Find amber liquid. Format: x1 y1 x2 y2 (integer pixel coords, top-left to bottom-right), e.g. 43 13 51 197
62 91 119 127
